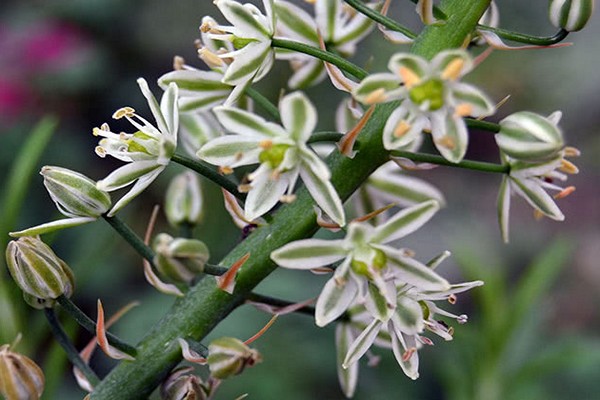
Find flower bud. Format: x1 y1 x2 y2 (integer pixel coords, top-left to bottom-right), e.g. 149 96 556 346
41 166 111 218
153 233 210 284
496 111 564 162
165 172 204 227
5 237 75 308
206 337 261 379
549 0 594 32
160 367 206 400
0 343 44 400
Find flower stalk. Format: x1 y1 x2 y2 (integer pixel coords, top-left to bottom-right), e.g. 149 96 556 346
391 150 509 174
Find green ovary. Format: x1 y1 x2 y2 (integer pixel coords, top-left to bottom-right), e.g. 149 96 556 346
259 144 289 169
409 78 445 111
351 249 387 277
127 131 153 154
232 37 256 50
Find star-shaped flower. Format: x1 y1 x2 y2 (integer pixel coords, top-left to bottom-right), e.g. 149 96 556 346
271 200 450 327
93 78 178 216
197 91 345 225
353 49 495 163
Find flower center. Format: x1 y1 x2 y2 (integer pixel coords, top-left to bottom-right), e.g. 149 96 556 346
409 78 445 111
258 144 290 169
232 37 256 50
350 249 387 277
127 131 154 154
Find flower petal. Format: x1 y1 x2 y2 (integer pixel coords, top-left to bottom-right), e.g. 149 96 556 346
430 112 468 163
274 0 318 44
378 246 450 290
197 135 262 167
371 199 439 244
391 297 424 335
336 323 359 399
137 78 169 136
450 82 495 117
342 318 382 368
244 167 289 221
222 41 272 86
289 59 327 90
215 0 271 39
382 106 427 150
160 82 179 137
107 167 164 217
353 73 403 104
316 269 358 327
388 53 429 81
97 160 161 192
213 105 287 138
271 239 347 269
280 92 317 143
497 175 511 243
390 331 419 380
9 217 96 237
510 176 564 220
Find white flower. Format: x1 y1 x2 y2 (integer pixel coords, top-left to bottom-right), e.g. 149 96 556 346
197 91 345 225
271 200 450 327
275 0 379 89
93 78 178 216
353 49 495 163
497 148 579 243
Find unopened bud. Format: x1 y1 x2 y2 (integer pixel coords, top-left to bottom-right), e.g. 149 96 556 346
160 367 206 400
496 111 564 162
5 237 75 309
165 172 203 227
153 233 210 284
549 0 594 32
0 343 44 399
41 166 111 218
206 337 262 379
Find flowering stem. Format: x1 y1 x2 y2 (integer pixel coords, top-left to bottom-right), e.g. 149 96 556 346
391 150 509 174
343 0 417 39
245 87 281 122
477 26 569 46
171 153 244 201
466 118 500 133
271 38 368 80
56 295 137 356
44 308 101 387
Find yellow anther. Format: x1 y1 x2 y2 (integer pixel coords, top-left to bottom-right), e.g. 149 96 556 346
304 0 316 3
563 146 581 157
533 209 544 220
448 294 457 305
559 159 579 174
447 327 455 336
402 348 416 362
279 194 296 203
200 19 220 34
92 127 102 136
394 120 411 138
334 276 347 286
270 169 281 180
436 135 456 150
454 103 473 117
234 152 244 162
173 56 185 70
237 183 252 193
398 66 421 88
364 88 388 105
441 58 465 81
95 146 106 157
259 139 273 149
198 47 224 68
112 107 135 120
554 186 576 199
219 166 234 175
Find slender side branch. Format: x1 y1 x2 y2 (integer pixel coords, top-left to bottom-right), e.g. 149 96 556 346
343 0 417 39
246 293 316 318
171 153 244 200
391 150 509 174
308 132 345 144
44 308 100 387
103 215 155 263
57 295 137 356
245 87 281 122
477 26 569 46
271 38 368 80
466 118 500 133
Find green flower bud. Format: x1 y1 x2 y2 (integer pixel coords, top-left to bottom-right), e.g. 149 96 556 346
165 172 203 227
0 343 44 400
153 233 210 284
549 0 594 32
160 367 206 400
5 237 75 308
41 166 111 218
206 337 261 380
496 111 564 162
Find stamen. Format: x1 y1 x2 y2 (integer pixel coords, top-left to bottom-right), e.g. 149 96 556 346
563 146 581 157
533 209 544 220
198 47 225 68
418 336 434 346
398 66 421 88
436 135 456 150
173 56 185 70
219 166 234 175
457 314 468 324
441 58 465 81
270 169 281 180
101 122 110 131
394 120 411 138
448 294 457 304
234 152 244 162
92 127 102 136
334 276 347 286
112 107 135 120
559 159 579 174
364 88 388 105
95 146 106 158
259 139 273 149
401 347 416 362
454 103 473 117
554 186 575 199
237 183 252 193
279 194 296 203
447 326 454 336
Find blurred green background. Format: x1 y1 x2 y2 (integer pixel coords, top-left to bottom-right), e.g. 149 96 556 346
1 1 599 399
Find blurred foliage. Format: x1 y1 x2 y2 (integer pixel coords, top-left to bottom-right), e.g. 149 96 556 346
1 0 599 399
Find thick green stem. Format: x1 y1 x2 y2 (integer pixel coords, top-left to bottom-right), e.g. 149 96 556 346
271 38 368 80
57 295 137 356
91 2 491 398
343 0 417 39
44 308 100 387
171 153 243 200
391 151 508 174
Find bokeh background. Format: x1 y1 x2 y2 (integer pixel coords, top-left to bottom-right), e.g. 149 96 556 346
1 1 599 399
